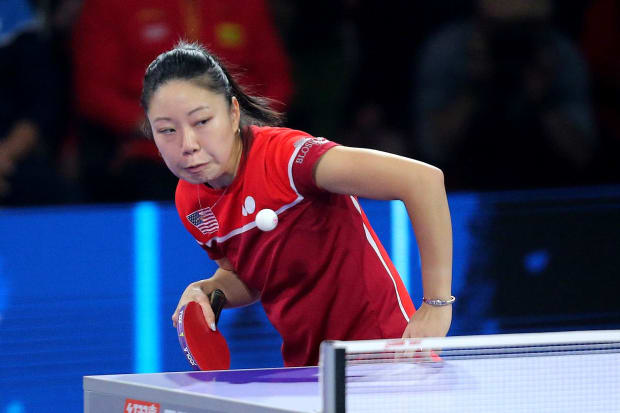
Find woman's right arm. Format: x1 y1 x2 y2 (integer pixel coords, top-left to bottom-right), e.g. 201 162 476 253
171 257 260 330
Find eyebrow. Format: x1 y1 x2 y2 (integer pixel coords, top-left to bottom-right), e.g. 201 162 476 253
188 105 210 116
153 106 210 122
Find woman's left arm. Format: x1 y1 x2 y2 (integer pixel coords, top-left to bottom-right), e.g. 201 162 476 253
314 146 453 338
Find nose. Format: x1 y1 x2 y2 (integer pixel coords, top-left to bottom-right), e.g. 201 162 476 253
181 128 200 155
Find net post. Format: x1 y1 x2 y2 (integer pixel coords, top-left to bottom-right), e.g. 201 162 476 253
320 341 346 413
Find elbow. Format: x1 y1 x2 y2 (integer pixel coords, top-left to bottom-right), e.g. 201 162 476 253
430 164 445 181
409 162 446 196
425 162 446 189
431 167 447 194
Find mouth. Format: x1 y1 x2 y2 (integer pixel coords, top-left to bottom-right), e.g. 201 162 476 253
184 162 208 174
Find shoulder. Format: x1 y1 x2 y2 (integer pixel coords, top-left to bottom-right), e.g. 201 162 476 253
250 125 313 144
175 179 197 212
251 125 336 159
249 125 315 159
245 126 338 196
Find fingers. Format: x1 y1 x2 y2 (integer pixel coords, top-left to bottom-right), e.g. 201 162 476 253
198 297 217 331
401 323 416 339
401 322 444 360
171 284 214 329
402 305 452 339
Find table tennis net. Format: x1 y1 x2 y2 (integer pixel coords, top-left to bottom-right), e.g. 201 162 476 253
319 330 620 413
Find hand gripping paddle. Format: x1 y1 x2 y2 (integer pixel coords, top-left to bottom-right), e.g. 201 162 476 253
177 289 231 370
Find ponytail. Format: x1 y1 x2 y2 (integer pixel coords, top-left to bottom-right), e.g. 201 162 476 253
141 41 284 141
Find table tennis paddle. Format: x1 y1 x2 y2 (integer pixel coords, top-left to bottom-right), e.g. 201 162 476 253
415 350 443 362
177 289 231 371
384 339 443 363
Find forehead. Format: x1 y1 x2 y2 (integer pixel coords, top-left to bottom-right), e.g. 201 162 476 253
149 79 225 113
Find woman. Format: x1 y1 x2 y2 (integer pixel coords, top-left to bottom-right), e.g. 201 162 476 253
141 42 453 367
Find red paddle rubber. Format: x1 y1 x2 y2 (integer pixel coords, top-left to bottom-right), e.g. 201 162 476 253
177 291 230 370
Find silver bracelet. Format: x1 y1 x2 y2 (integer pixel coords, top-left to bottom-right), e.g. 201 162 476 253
422 295 456 306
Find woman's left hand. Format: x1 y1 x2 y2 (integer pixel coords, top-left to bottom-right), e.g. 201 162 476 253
402 303 452 339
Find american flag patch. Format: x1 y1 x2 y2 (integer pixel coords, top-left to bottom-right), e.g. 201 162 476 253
186 207 219 235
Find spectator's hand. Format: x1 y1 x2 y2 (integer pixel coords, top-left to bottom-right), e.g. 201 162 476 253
0 121 39 165
0 121 39 198
0 142 17 197
0 147 16 175
402 303 451 339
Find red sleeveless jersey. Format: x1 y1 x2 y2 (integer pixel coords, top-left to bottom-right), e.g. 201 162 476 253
175 126 415 366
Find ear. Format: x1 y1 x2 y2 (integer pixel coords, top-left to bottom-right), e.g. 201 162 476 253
142 117 155 140
230 96 241 132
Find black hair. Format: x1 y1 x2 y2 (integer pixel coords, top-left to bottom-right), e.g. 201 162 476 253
140 41 283 146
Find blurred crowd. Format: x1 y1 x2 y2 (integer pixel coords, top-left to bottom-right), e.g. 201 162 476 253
1 0 618 206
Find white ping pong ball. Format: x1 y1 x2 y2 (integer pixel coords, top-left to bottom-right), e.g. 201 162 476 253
255 209 278 232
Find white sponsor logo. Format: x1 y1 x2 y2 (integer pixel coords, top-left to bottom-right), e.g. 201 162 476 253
295 137 327 165
183 346 197 367
242 195 256 216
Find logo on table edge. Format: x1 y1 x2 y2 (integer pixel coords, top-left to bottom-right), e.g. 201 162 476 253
124 398 160 413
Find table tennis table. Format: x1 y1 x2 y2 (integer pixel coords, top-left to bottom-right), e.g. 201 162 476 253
84 335 620 413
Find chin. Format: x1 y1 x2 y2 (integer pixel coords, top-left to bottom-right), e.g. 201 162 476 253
182 175 205 185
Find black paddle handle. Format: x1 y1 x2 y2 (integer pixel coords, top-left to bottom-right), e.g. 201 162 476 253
209 289 227 326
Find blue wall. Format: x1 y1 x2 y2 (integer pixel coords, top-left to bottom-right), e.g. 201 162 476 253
1 187 619 412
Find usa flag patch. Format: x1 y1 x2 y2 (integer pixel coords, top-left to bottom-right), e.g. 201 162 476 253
186 207 219 235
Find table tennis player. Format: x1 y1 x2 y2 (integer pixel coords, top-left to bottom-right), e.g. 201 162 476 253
140 41 454 367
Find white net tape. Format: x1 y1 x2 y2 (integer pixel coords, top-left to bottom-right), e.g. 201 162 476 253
320 330 620 413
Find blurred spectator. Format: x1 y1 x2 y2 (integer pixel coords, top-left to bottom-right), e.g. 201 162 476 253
267 0 355 140
581 0 620 184
71 0 293 203
272 0 430 153
340 1 474 157
0 0 77 205
339 0 414 156
41 0 84 192
414 0 597 190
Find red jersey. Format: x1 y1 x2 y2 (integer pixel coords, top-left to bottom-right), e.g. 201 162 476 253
175 126 415 366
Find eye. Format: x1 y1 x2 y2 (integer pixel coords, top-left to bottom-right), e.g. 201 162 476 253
157 128 175 135
195 118 211 127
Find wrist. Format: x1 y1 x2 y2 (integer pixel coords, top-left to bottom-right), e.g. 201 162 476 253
5 121 39 159
197 279 216 294
422 295 455 307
